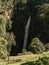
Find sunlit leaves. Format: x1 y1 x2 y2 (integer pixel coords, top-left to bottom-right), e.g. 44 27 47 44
0 15 7 37
0 0 13 12
0 37 8 59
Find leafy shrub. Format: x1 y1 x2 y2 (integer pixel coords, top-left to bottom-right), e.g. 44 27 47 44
0 0 13 12
46 43 49 51
35 56 49 65
0 15 7 37
5 32 16 56
28 37 46 54
34 3 49 42
0 0 15 59
0 37 8 59
22 56 49 65
0 15 7 24
36 3 49 19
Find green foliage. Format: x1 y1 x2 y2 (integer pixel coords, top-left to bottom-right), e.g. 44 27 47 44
0 15 7 24
0 15 7 37
36 3 49 19
6 20 12 30
0 37 8 59
0 0 15 58
0 0 14 31
46 43 49 51
32 3 49 43
29 37 46 54
21 56 49 65
6 32 16 46
36 3 49 23
5 32 16 55
0 0 13 12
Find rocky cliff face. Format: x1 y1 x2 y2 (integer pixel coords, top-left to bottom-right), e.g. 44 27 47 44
12 1 29 53
11 0 49 54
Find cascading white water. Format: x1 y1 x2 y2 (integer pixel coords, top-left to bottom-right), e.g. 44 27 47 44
23 16 31 50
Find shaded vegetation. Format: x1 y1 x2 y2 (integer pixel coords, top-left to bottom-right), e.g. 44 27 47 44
21 57 49 65
0 0 16 58
0 0 13 12
0 0 49 56
28 37 46 54
0 37 8 59
21 54 49 65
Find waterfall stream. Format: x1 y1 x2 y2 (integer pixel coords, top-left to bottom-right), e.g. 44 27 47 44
23 16 31 50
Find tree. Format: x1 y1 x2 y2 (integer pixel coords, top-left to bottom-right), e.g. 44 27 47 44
0 37 8 59
5 32 16 61
0 15 7 37
0 0 15 60
0 0 14 12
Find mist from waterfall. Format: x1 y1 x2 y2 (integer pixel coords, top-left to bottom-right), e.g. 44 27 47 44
23 16 31 50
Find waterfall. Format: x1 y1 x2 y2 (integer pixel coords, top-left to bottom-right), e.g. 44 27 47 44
23 16 31 50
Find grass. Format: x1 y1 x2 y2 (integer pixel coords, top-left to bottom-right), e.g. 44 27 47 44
8 51 49 65
0 51 49 65
8 56 49 65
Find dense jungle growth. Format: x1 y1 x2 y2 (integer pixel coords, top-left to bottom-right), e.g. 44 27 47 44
0 0 49 59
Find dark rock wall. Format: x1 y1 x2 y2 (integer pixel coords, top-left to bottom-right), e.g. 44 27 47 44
12 1 29 55
11 0 49 55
